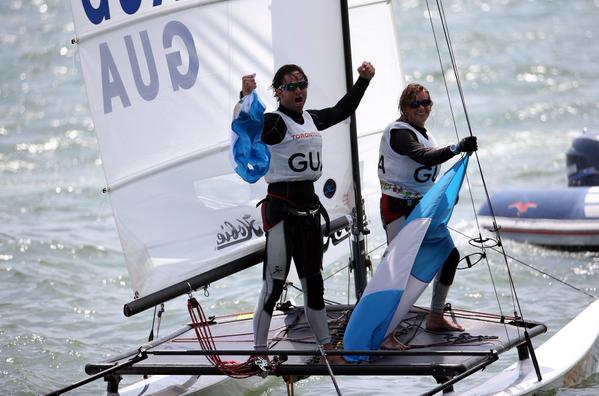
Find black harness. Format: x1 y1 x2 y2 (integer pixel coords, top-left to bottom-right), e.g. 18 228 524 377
257 193 331 239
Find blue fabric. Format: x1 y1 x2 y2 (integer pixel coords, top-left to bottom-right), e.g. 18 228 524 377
408 157 469 282
342 157 469 361
231 91 270 183
343 289 404 362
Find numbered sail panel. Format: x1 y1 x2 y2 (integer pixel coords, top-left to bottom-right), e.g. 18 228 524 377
70 0 275 184
70 0 277 297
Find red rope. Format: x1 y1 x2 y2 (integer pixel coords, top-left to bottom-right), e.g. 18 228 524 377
187 297 282 378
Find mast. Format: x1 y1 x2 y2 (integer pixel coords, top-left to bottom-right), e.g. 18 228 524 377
340 0 369 299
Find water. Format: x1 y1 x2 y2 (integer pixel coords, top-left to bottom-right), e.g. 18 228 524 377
1 0 599 395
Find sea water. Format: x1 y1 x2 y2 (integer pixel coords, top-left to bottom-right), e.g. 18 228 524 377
1 0 599 395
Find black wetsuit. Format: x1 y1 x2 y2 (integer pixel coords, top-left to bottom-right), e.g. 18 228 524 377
253 77 370 350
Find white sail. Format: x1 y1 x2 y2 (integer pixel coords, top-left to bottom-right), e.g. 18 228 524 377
271 0 354 218
348 0 405 226
349 0 404 138
70 0 276 297
69 0 403 298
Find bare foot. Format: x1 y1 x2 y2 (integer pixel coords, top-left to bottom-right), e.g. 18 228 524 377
426 312 465 332
320 343 345 365
321 354 345 365
381 335 408 350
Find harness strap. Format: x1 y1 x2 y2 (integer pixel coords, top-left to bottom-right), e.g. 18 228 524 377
256 193 331 249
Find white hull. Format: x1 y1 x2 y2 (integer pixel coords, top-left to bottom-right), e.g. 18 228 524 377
114 300 599 396
116 374 264 396
452 299 599 396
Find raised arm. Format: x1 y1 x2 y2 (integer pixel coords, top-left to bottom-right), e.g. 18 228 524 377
308 61 375 130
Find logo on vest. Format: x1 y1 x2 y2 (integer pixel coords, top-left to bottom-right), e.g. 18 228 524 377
323 178 337 198
291 132 320 140
216 214 264 250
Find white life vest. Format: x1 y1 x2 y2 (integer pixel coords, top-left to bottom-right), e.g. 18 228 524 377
378 121 440 199
264 111 323 183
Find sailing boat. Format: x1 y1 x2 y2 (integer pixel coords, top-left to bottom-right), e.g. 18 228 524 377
47 0 599 395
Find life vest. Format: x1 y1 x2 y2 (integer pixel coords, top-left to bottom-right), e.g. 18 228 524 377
264 111 323 183
378 121 439 199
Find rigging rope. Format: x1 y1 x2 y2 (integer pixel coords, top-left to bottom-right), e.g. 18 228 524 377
322 227 595 301
424 0 529 336
186 295 284 378
449 226 598 300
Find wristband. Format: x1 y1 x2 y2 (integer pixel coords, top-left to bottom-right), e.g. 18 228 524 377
450 144 461 155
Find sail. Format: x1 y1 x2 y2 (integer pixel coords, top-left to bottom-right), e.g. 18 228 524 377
69 0 276 298
343 157 470 360
348 0 405 222
270 0 355 220
349 0 404 138
69 0 400 299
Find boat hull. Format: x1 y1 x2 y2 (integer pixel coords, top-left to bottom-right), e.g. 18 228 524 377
116 374 263 396
450 299 599 396
478 187 599 248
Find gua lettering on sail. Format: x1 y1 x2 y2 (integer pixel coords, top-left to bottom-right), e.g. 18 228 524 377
69 0 275 297
75 1 199 114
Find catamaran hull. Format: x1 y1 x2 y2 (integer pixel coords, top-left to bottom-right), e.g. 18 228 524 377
450 299 599 396
111 301 599 396
478 187 599 249
117 374 264 396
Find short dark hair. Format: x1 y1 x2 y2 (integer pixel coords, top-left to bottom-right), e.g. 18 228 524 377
271 64 309 101
398 83 431 121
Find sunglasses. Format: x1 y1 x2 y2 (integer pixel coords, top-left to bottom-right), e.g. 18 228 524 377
409 99 433 108
279 81 309 91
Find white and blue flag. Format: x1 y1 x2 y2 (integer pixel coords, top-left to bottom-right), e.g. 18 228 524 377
343 156 469 361
231 91 270 183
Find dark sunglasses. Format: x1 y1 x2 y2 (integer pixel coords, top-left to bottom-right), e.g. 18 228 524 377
409 99 433 108
279 81 309 91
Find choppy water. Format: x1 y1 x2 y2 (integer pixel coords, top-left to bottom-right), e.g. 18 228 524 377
1 0 599 395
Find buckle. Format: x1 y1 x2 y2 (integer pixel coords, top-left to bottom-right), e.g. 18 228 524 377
287 204 320 217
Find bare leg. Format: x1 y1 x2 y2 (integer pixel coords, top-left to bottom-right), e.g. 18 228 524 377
427 277 464 332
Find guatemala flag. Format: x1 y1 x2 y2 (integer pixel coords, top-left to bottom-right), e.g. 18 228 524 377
343 156 469 361
231 91 270 183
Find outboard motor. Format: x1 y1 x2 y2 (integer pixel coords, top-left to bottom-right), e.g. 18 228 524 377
566 130 599 187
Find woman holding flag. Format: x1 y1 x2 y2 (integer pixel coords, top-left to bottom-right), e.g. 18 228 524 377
377 83 478 350
233 62 375 362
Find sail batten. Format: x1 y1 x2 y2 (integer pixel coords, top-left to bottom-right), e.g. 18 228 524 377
107 141 230 192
